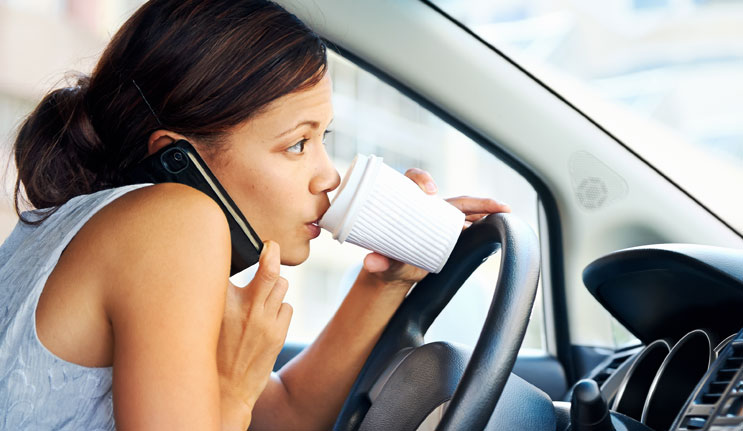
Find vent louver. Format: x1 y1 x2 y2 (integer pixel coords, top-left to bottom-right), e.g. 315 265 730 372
673 331 743 430
594 353 633 388
698 343 743 405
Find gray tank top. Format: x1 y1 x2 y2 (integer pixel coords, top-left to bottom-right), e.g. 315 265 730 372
0 184 151 430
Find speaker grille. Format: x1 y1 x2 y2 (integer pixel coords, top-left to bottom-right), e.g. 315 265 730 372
569 151 628 210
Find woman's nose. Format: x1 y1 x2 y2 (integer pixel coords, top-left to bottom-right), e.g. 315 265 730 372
310 151 341 195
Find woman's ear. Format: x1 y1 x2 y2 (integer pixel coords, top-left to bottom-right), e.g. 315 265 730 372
147 130 189 155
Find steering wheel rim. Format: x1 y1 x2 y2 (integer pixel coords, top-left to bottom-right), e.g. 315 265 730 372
333 212 541 431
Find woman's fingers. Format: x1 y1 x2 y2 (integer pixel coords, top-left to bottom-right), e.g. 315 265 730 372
264 276 289 314
448 198 510 230
402 169 509 216
465 213 493 222
446 196 511 214
402 170 511 220
405 168 437 194
277 303 293 331
217 243 293 420
248 240 281 304
243 240 290 316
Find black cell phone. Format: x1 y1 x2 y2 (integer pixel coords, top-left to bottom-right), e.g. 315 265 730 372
124 139 263 275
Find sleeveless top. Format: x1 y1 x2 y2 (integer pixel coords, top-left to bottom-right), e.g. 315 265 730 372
0 184 151 430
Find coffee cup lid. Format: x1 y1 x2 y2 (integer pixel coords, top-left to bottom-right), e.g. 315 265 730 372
319 154 383 242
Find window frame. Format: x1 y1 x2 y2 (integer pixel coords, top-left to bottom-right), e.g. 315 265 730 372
323 41 573 381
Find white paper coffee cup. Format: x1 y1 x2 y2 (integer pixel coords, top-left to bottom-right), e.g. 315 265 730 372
319 154 465 273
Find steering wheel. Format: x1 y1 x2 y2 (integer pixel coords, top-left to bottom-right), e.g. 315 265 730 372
332 213 542 431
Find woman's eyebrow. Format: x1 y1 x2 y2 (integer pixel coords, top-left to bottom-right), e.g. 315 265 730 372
276 121 317 138
275 118 334 139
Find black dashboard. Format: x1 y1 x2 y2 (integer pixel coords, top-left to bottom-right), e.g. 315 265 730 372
578 244 743 431
587 328 742 430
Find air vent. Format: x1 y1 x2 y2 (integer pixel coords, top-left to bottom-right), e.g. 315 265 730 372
698 342 743 405
594 353 633 388
673 332 743 430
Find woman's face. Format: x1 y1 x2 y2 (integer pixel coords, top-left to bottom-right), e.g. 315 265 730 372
207 73 339 265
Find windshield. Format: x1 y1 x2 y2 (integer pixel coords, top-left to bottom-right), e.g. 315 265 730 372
430 0 743 234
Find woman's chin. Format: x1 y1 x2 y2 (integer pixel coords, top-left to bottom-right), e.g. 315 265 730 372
280 243 310 266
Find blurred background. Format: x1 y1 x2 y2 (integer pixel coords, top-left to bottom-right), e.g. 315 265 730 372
433 0 743 233
0 0 740 351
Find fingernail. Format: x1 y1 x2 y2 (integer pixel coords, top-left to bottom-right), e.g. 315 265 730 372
261 241 271 256
425 182 437 193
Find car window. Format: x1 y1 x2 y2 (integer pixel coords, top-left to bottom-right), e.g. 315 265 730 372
270 51 547 352
429 0 743 235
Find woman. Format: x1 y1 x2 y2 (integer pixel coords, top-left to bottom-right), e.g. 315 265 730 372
0 0 509 429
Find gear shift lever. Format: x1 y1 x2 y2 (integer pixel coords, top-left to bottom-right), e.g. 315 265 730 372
570 379 615 431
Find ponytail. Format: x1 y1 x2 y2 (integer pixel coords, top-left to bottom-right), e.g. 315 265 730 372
12 0 328 224
14 75 105 223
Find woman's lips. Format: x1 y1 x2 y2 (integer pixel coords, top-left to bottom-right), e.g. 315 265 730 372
306 221 321 239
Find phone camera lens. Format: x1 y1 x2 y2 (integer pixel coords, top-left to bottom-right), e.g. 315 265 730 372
161 148 189 174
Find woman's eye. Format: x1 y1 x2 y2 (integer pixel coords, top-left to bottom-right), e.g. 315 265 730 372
287 140 306 154
287 130 332 154
323 129 333 144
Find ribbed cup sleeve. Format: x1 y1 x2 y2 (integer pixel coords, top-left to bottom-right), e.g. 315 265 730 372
345 163 464 273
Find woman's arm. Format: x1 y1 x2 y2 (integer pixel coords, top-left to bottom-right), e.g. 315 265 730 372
90 184 289 430
251 268 411 430
250 170 511 430
95 184 230 430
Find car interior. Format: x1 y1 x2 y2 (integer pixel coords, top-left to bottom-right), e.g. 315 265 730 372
267 1 743 430
1 0 742 430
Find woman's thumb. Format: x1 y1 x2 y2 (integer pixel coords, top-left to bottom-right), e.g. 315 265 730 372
363 252 390 273
256 241 280 281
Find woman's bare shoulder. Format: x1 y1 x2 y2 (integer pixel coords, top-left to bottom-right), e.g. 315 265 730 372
37 183 232 369
91 182 229 249
76 183 232 299
97 182 229 240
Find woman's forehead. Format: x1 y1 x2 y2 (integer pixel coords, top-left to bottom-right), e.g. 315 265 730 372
220 85 333 162
273 73 332 112
249 76 334 130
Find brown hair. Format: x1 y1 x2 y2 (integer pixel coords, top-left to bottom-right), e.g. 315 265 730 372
13 0 327 223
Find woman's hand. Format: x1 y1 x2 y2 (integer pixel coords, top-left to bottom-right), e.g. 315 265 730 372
217 241 293 430
362 168 511 286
